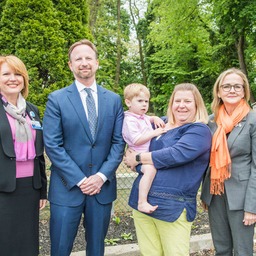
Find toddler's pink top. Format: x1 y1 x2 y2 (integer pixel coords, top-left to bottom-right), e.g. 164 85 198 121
122 111 153 153
7 113 36 178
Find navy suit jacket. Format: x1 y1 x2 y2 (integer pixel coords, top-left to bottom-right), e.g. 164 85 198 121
0 100 47 199
43 82 125 206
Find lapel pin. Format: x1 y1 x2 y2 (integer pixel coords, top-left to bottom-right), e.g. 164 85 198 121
29 111 36 120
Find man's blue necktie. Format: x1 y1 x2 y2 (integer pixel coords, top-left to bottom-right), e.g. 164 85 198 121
84 88 97 140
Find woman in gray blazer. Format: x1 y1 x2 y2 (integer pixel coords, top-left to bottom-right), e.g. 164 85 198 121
201 68 256 255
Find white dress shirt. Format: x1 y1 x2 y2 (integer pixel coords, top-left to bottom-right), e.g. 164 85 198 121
75 80 107 186
76 79 98 118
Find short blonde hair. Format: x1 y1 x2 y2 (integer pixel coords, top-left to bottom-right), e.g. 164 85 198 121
167 83 208 124
211 68 250 120
68 39 98 61
0 55 29 98
124 83 150 101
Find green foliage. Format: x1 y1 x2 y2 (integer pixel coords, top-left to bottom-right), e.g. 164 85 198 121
142 0 216 115
104 238 120 245
208 0 256 100
0 0 91 116
1 0 255 113
112 213 120 225
121 232 133 241
53 0 92 46
0 0 66 85
0 0 6 17
137 0 256 113
90 0 131 93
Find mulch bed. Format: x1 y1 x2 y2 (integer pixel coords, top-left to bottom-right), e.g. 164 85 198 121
39 205 212 255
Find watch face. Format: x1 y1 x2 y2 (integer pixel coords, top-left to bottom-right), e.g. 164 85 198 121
136 154 140 162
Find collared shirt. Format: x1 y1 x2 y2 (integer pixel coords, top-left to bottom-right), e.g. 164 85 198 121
122 111 153 153
75 80 107 186
76 79 98 118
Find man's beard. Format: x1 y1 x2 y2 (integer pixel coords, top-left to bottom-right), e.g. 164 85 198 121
76 69 93 79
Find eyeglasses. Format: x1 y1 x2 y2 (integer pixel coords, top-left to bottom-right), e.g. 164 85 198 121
221 84 244 92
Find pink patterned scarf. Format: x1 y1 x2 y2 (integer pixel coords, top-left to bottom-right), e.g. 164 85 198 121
1 93 36 161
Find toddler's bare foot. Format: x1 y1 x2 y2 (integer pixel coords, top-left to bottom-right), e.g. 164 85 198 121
138 202 158 213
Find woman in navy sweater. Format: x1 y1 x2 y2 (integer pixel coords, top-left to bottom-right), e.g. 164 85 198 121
125 83 212 256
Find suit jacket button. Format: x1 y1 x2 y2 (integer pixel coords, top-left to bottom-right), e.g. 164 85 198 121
92 145 95 148
89 164 92 167
61 178 67 186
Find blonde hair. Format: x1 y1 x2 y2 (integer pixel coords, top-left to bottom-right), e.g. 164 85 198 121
0 55 29 98
211 68 250 120
68 39 98 61
124 83 150 101
167 83 209 124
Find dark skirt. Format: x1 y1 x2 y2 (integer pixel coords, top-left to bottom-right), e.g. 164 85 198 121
0 177 41 256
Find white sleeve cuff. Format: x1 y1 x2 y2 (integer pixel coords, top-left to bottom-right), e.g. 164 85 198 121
77 177 87 187
96 172 107 183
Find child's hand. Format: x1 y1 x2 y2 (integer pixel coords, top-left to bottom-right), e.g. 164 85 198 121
151 116 165 128
153 127 167 137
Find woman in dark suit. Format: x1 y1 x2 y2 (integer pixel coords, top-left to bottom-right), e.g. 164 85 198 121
0 55 47 255
201 68 256 255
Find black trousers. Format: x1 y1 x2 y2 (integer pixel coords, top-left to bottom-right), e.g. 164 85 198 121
0 177 40 256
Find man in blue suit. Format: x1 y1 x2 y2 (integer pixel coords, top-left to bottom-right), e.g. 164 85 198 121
43 39 125 256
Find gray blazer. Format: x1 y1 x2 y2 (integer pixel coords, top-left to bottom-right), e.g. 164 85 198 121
201 111 256 214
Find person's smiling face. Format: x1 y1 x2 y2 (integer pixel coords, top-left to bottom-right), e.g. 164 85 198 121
0 62 24 102
68 44 99 84
172 90 196 126
218 73 245 114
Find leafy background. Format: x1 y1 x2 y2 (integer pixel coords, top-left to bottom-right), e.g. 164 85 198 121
0 0 256 117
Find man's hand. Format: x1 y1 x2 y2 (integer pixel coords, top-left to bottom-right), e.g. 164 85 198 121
80 175 104 195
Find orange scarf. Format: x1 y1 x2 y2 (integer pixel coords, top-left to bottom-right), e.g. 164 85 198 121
210 99 250 195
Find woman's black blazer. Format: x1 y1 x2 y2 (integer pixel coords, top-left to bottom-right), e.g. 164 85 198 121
0 100 47 199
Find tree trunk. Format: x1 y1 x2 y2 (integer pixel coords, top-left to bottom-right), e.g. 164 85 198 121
89 0 100 38
129 0 147 86
138 34 147 86
235 30 255 103
114 0 121 92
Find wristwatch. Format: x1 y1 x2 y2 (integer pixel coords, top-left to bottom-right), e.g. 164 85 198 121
136 153 141 164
